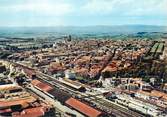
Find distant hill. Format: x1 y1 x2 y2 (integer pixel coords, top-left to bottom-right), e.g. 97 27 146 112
0 25 166 38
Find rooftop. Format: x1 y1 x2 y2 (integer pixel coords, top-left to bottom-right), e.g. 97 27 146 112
65 97 102 117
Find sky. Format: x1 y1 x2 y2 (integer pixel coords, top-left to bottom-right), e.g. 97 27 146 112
0 0 167 27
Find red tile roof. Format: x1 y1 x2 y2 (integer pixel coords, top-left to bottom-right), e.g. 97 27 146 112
36 82 53 92
13 107 45 117
31 79 41 86
31 79 53 92
0 108 11 114
24 69 36 77
0 97 36 108
65 98 102 117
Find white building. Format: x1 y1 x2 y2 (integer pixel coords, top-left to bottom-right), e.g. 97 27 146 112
65 70 76 79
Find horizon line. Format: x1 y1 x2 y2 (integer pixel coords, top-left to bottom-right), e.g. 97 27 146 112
0 24 167 28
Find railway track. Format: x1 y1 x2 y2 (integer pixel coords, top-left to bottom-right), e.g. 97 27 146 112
31 72 143 117
36 73 84 97
25 86 63 117
91 96 145 117
9 61 145 117
97 99 143 117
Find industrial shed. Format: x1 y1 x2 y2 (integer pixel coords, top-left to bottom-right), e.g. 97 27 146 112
65 97 102 117
47 89 71 103
31 79 53 92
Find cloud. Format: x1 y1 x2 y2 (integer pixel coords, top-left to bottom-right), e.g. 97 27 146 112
124 0 167 16
0 0 73 16
82 0 167 16
1 0 166 17
82 0 116 15
0 0 166 26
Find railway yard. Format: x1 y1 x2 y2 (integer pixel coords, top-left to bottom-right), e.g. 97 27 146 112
0 38 167 117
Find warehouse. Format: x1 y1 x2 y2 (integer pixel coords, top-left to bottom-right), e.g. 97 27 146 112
47 88 71 103
31 79 53 92
65 97 103 117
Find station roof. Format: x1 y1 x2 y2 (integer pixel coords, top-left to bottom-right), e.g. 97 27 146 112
31 79 53 92
47 89 71 103
65 98 102 117
60 78 85 90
